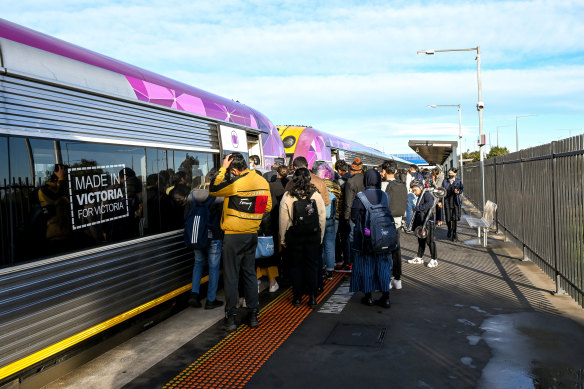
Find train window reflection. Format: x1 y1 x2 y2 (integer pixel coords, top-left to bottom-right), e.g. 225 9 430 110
3 136 217 267
1 136 10 267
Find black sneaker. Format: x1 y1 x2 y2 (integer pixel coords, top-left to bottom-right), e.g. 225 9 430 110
361 296 374 306
224 315 237 332
188 292 201 308
248 309 258 328
325 271 334 280
204 299 224 310
376 297 391 309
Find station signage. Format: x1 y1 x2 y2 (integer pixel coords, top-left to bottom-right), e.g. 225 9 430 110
67 164 129 230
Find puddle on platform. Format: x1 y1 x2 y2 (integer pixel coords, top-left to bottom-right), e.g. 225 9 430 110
478 312 584 388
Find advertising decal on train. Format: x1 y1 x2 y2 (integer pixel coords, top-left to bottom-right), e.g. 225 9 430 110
220 125 248 155
68 164 129 230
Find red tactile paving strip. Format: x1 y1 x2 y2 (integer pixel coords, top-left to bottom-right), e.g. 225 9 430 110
163 272 345 388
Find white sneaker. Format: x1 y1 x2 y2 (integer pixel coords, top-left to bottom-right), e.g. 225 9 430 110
408 257 424 264
391 279 402 289
427 259 438 268
269 282 279 293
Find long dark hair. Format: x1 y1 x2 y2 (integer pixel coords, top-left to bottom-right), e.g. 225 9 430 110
289 168 316 199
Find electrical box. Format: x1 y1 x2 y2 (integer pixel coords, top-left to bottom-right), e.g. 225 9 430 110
477 134 486 146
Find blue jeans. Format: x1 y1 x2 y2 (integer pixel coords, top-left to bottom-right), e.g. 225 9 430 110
192 239 222 302
405 193 417 230
322 219 339 271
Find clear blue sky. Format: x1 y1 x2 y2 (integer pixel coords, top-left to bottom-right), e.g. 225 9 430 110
4 0 583 154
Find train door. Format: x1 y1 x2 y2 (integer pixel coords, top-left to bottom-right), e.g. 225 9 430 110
247 133 263 168
330 149 339 166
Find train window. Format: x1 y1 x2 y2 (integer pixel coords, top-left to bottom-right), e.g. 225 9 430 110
3 136 217 267
0 137 9 267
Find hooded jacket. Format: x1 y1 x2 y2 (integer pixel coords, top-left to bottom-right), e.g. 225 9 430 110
209 167 272 234
184 188 224 240
350 170 393 251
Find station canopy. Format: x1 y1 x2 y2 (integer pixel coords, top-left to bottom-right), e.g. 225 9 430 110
408 140 458 165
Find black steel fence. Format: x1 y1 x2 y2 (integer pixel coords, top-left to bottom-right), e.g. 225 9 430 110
463 135 584 307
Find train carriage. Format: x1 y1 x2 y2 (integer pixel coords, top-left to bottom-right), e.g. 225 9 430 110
0 18 285 387
277 125 410 169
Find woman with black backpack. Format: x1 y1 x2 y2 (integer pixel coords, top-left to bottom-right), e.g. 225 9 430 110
279 168 326 308
350 169 396 308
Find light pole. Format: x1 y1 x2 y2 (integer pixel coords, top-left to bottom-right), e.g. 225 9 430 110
418 46 485 209
427 104 463 180
515 114 537 152
496 124 513 148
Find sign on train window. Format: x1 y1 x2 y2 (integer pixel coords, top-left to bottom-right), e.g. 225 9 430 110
68 164 129 230
220 125 248 155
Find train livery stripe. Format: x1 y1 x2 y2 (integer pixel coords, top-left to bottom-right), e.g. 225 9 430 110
163 272 345 389
0 281 201 380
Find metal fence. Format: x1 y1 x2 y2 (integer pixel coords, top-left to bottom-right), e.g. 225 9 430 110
463 135 584 307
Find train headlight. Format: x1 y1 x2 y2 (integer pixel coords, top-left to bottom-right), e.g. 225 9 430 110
283 136 296 148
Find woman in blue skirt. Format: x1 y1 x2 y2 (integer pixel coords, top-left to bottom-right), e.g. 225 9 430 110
350 169 392 308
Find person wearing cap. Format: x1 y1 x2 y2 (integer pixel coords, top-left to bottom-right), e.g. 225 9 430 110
407 180 438 268
337 157 365 272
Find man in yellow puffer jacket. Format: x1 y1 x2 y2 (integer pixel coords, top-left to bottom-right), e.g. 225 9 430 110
210 153 272 332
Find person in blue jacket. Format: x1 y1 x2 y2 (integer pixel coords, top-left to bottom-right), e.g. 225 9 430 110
350 169 392 308
442 168 464 241
407 180 438 268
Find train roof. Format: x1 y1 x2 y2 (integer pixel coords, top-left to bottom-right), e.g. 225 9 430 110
0 18 275 135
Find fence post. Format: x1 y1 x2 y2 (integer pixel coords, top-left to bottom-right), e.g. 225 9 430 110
520 150 527 261
493 157 500 234
551 141 567 295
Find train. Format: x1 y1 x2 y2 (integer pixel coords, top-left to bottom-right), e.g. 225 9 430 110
0 18 410 387
277 125 410 170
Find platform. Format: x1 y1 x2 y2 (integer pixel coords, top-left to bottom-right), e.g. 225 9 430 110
42 204 584 389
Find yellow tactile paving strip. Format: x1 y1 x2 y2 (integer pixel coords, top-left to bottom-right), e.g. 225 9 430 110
164 272 345 388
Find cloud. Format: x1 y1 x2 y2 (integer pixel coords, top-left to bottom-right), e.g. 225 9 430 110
3 0 584 76
2 0 583 154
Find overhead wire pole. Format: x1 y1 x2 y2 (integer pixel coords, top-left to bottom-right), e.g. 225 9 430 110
418 46 485 210
427 104 463 181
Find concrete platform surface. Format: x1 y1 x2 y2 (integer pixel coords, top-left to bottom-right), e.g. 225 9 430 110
43 202 584 389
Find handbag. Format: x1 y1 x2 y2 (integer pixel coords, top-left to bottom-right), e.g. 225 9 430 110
255 236 275 259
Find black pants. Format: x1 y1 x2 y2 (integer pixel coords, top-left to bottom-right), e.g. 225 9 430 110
447 220 458 239
223 233 258 317
417 222 437 259
287 232 321 299
337 220 352 265
391 228 402 280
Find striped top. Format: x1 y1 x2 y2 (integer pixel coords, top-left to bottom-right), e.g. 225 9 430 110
324 179 342 220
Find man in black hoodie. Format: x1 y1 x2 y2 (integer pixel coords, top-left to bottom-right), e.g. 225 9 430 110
337 158 365 272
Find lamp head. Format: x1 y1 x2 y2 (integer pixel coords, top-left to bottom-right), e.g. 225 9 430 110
417 50 435 55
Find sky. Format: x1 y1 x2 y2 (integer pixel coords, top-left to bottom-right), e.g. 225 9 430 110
3 0 584 154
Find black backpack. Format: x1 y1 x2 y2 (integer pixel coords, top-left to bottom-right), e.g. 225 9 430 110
357 191 398 254
291 196 320 235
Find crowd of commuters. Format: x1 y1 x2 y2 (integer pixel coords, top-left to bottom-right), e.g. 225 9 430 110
183 153 463 332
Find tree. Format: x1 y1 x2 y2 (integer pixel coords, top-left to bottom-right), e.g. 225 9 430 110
463 150 480 162
487 146 509 159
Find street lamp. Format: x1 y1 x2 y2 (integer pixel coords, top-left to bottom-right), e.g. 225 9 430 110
418 46 485 209
515 115 537 151
427 104 463 181
496 124 513 148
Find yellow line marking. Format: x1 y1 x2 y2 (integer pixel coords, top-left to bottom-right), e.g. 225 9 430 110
0 283 194 380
